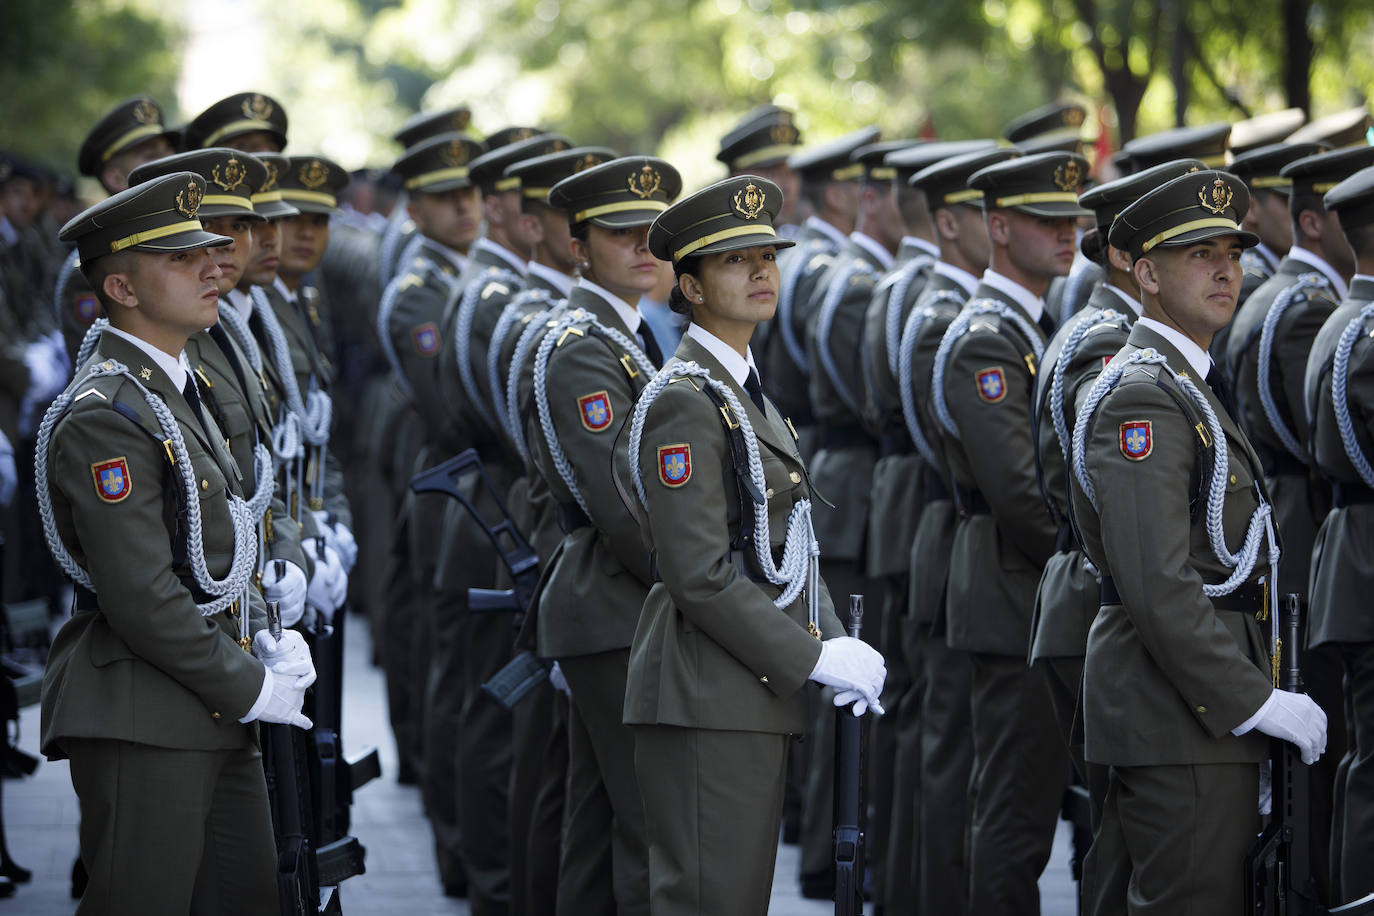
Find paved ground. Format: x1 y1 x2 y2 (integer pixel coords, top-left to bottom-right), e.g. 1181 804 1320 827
4 612 1079 913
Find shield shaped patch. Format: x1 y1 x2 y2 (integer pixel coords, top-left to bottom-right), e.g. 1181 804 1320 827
577 391 613 432
658 444 691 488
975 367 1007 403
91 457 132 502
75 294 98 325
411 322 440 356
1120 421 1152 460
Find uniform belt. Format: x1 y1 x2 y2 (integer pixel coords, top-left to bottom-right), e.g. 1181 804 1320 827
954 485 991 516
1099 575 1261 612
879 431 914 458
816 422 868 450
557 502 590 533
1332 482 1374 508
1054 523 1077 554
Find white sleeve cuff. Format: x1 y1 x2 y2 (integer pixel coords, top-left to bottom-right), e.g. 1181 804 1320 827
1232 687 1278 736
239 666 274 723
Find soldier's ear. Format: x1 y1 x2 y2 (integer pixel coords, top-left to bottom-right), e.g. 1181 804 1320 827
678 271 703 304
1134 255 1160 295
1296 207 1325 244
986 209 1011 247
934 207 960 243
102 269 139 310
1107 245 1133 275
569 235 589 267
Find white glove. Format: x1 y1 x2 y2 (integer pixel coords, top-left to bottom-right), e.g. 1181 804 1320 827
24 336 68 402
331 523 358 572
0 432 15 507
1252 689 1328 765
833 687 883 717
261 561 308 627
253 629 317 688
306 543 348 621
809 637 886 715
549 661 571 697
246 668 313 730
311 510 338 553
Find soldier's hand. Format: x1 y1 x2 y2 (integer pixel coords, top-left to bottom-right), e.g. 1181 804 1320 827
1253 689 1327 765
253 629 317 688
261 560 308 627
833 688 884 717
311 512 358 573
307 544 348 619
809 637 886 712
244 668 313 730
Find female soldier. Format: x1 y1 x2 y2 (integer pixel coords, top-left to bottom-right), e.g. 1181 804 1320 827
623 175 887 915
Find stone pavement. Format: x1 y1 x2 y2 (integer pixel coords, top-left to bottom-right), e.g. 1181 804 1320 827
3 612 1079 913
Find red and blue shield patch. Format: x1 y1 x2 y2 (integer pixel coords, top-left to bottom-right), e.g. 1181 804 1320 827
91 457 132 503
657 444 692 488
577 390 612 432
74 294 99 325
1120 421 1152 461
975 367 1007 403
411 322 440 356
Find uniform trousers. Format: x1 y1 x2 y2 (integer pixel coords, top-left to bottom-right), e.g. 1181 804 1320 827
634 724 789 916
66 738 278 916
917 633 974 915
1084 761 1258 916
510 683 567 916
1338 641 1374 901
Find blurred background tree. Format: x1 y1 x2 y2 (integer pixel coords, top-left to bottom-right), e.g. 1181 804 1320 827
3 0 1370 193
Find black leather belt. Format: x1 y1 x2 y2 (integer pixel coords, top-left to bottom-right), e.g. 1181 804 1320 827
879 431 915 458
817 422 868 450
1333 482 1374 508
1100 575 1261 612
557 502 590 533
954 485 991 516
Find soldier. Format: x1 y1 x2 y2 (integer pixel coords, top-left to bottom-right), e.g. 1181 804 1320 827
38 171 316 914
1226 142 1327 305
380 105 474 283
762 126 878 452
716 105 804 234
183 91 289 154
1286 106 1371 149
625 173 880 916
930 151 1089 913
1029 159 1202 849
1228 108 1308 158
896 143 1015 914
1305 164 1374 902
1070 168 1327 914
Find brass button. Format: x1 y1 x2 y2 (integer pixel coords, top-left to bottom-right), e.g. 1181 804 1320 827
1196 705 1207 715
789 471 801 484
1229 474 1237 485
211 712 221 719
200 479 209 491
765 487 775 499
759 675 769 684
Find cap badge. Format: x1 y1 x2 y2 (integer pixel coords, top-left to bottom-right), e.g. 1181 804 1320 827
549 139 570 152
733 181 766 219
452 111 472 131
440 140 470 167
211 157 246 191
1063 107 1086 128
176 179 204 218
770 123 799 145
628 164 661 200
132 99 159 125
1054 160 1083 192
242 94 274 121
1199 178 1233 215
261 160 279 192
573 153 601 173
299 160 330 190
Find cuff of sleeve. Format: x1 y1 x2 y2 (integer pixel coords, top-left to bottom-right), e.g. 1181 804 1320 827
239 666 274 723
1232 687 1277 736
808 639 830 680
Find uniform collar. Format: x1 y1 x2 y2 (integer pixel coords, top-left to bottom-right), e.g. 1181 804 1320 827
804 215 849 250
849 231 895 271
1252 241 1280 273
527 260 573 295
900 235 940 259
272 275 296 305
577 276 641 336
103 324 191 391
1102 283 1143 316
933 261 980 296
473 237 528 275
1286 245 1348 299
225 287 253 320
421 236 468 275
981 269 1045 323
685 322 756 387
1136 316 1214 380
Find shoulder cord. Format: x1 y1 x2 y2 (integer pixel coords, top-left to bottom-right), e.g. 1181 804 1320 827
777 244 824 373
884 255 935 377
506 300 568 462
74 317 108 370
250 287 331 456
1050 308 1126 471
1057 260 1091 326
1331 301 1374 489
532 307 656 517
451 265 522 430
375 268 415 400
628 360 819 614
489 288 555 444
1257 272 1330 460
814 261 877 415
931 298 1046 436
1072 347 1280 598
53 248 81 324
214 300 264 377
34 359 258 616
897 289 966 468
378 211 415 283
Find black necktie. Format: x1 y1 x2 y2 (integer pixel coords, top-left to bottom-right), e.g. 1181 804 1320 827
745 368 767 414
181 375 213 441
1207 365 1235 416
638 328 663 368
1036 309 1056 340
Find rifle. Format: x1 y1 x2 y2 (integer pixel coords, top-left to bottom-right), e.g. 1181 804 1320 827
410 448 547 708
1245 594 1374 915
833 594 868 916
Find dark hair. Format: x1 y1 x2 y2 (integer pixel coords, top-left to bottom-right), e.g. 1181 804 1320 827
1290 191 1326 240
568 217 590 241
80 250 137 315
668 255 703 318
1079 227 1110 267
1344 222 1374 259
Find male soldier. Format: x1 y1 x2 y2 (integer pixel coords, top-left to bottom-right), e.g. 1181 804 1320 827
1226 142 1327 305
1029 159 1201 850
716 105 804 233
897 144 1016 914
381 129 487 898
183 91 289 154
1306 165 1374 902
931 151 1089 914
762 127 878 450
39 171 316 914
382 105 474 282
1071 168 1327 914
797 136 915 899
